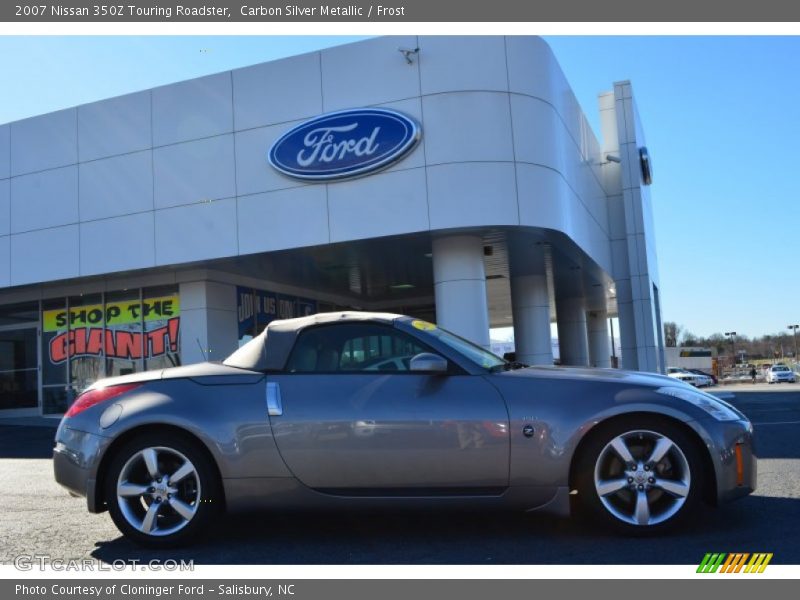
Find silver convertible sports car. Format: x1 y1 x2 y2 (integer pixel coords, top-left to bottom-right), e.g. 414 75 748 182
54 312 756 546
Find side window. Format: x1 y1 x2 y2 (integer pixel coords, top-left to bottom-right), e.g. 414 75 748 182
285 323 430 373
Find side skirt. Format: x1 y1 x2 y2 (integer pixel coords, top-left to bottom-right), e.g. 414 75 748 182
223 477 564 514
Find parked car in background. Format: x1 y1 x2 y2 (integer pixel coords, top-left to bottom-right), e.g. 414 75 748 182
766 365 796 384
667 367 713 387
686 369 717 385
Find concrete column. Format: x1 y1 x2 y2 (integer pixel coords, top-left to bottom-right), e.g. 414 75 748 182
510 274 553 365
556 296 589 366
615 279 640 371
587 309 611 368
179 280 239 364
432 235 490 349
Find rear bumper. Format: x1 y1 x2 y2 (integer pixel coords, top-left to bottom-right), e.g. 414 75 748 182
52 423 110 513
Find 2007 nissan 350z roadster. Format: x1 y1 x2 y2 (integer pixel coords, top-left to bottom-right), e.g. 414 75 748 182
53 312 756 546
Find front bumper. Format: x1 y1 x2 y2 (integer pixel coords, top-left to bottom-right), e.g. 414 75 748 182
696 418 757 504
53 422 111 513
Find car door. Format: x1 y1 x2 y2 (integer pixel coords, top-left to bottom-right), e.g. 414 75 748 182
266 322 510 494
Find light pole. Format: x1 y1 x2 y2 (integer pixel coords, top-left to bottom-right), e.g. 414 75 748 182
789 324 799 363
725 331 737 370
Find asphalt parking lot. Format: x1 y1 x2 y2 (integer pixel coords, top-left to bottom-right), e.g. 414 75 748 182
1 383 798 565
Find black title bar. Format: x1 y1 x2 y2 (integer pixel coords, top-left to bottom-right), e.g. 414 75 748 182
4 0 800 22
2 579 795 600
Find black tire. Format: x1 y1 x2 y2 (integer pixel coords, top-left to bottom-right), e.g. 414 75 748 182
573 415 704 535
104 431 222 547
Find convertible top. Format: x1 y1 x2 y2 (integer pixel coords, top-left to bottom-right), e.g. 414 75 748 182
223 311 404 371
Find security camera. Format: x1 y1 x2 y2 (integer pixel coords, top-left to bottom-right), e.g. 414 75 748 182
398 47 420 64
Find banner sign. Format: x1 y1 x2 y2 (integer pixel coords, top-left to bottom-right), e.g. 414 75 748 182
43 296 179 332
237 287 317 338
679 349 712 358
43 296 180 364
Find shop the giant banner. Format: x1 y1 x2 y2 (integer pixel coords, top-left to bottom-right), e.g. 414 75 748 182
43 296 180 363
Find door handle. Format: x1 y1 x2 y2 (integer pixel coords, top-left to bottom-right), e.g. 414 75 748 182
266 381 283 416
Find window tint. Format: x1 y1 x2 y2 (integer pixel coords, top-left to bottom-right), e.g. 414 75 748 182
285 323 430 373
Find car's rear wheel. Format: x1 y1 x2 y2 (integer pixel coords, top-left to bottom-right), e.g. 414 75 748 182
104 432 221 547
574 417 703 534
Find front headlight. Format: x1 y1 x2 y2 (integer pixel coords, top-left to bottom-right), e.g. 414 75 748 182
655 386 742 421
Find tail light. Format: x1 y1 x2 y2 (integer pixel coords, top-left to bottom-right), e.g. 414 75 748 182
64 383 143 418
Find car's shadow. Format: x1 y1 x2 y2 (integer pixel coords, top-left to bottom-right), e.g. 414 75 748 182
90 494 800 565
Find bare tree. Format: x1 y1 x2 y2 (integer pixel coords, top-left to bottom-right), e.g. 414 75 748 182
706 333 727 356
661 325 798 360
663 321 681 347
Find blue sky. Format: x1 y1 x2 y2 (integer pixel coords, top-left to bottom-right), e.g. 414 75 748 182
1 35 797 339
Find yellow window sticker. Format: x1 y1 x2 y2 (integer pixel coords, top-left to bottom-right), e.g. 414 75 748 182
411 320 437 331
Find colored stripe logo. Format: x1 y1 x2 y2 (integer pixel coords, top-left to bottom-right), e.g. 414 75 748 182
697 552 773 573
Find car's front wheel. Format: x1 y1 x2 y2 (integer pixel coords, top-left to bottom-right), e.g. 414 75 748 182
104 432 221 547
574 417 703 534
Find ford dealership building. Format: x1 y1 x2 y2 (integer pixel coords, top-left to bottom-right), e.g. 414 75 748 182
0 36 665 416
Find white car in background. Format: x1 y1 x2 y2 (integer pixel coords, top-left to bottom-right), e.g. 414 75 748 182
766 365 796 384
667 367 713 387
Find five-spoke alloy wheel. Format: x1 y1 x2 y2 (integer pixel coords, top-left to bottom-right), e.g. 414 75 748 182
575 417 703 534
105 433 220 547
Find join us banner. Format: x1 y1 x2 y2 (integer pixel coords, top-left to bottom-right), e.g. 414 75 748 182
237 287 317 338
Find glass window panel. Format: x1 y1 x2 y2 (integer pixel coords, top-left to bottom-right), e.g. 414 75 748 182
285 324 429 373
0 370 38 409
42 298 68 386
43 386 69 415
237 287 256 347
143 285 180 371
0 327 37 372
256 289 279 331
315 301 338 314
68 294 105 393
0 301 39 327
423 325 506 370
381 335 392 356
105 289 144 378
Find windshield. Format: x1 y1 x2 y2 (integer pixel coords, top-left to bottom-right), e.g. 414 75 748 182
773 366 789 372
409 320 506 370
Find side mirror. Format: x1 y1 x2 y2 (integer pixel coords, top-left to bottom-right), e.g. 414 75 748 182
409 352 448 374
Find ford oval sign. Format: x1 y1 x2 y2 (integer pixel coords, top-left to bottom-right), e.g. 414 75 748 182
268 108 421 181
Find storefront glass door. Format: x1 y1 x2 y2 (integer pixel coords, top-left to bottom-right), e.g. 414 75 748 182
0 324 39 412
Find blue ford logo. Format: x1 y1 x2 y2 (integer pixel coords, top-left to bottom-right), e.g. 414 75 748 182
268 108 421 181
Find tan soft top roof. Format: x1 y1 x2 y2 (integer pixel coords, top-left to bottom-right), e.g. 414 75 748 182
223 311 404 371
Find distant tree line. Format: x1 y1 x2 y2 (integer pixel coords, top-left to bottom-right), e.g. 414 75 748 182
663 321 798 360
